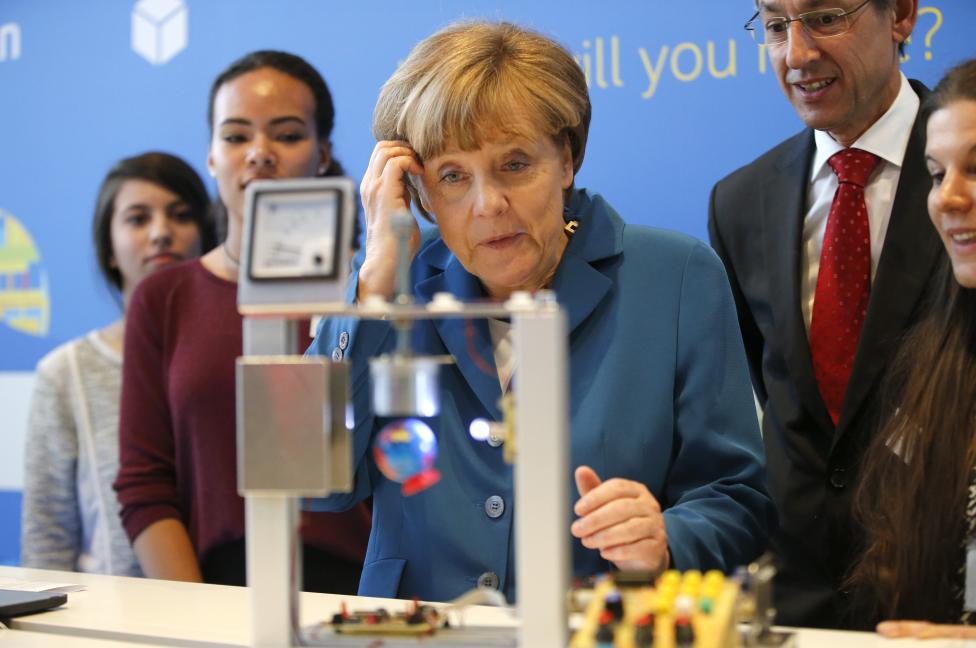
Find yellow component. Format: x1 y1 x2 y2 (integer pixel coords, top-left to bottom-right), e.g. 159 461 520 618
500 393 517 464
660 570 681 587
701 570 725 599
680 570 702 597
571 573 741 648
657 588 677 611
657 579 677 593
655 593 673 616
702 585 722 601
682 570 702 583
680 585 699 600
704 570 725 584
333 621 435 637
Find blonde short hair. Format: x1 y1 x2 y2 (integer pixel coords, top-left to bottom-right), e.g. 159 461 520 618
373 21 591 219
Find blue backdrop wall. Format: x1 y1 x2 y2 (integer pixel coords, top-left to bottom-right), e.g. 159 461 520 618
1 0 973 566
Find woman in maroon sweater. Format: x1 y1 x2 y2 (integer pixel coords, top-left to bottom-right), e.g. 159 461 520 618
114 51 370 592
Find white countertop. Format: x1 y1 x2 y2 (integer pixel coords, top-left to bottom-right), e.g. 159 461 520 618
1 566 971 647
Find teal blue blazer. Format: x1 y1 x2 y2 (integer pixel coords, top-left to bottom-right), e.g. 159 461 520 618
307 190 773 602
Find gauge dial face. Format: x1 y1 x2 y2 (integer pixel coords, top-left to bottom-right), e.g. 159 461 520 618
249 189 340 280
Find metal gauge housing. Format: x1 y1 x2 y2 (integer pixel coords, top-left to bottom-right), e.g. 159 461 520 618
239 177 356 312
249 187 341 281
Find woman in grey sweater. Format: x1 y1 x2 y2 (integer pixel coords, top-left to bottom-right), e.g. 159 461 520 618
20 152 215 575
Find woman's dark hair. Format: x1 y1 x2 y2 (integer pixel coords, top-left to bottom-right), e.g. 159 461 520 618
207 50 344 177
925 58 976 113
850 263 976 621
93 152 215 295
849 58 976 622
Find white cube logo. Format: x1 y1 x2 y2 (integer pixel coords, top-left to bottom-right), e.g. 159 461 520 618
131 0 187 65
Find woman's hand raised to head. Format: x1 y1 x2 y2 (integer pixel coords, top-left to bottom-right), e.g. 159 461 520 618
358 141 424 301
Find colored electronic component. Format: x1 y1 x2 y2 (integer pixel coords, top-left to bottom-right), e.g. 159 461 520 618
323 598 445 637
605 590 625 621
634 613 655 647
571 570 740 648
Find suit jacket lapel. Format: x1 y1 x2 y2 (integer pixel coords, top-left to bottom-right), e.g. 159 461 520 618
412 191 621 420
551 193 619 333
765 131 836 432
417 254 503 420
835 82 942 443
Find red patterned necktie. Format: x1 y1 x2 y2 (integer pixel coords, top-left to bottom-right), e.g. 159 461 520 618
809 148 880 427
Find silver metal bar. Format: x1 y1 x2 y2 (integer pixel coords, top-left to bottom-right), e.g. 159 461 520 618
239 301 514 320
242 318 300 647
512 301 569 648
243 317 298 355
247 495 299 647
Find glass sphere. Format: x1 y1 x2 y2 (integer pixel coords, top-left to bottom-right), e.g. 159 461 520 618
372 418 441 495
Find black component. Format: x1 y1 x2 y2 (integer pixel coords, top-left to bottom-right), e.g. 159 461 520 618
604 591 625 621
634 620 655 646
675 619 695 646
732 565 751 592
330 613 345 625
613 570 656 588
595 622 615 644
572 575 599 590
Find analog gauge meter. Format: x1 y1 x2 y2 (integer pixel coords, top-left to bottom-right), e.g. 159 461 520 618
249 189 342 281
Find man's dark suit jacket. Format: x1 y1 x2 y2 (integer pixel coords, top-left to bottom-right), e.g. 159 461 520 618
707 80 944 629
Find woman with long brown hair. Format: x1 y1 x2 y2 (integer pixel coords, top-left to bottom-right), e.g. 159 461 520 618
850 58 976 639
113 51 370 591
21 152 213 576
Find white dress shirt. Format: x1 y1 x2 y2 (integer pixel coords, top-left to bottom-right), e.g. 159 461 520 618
488 317 515 394
801 73 920 331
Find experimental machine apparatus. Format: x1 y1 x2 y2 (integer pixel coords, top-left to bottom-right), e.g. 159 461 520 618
234 178 790 648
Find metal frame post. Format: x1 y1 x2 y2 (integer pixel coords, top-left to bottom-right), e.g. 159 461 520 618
513 301 569 648
242 317 299 647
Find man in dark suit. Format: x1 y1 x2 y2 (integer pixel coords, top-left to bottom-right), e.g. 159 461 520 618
708 0 944 629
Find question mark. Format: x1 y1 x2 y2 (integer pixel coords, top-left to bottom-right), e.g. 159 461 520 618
918 6 943 62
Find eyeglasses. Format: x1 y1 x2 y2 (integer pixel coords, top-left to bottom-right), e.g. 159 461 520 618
744 0 872 45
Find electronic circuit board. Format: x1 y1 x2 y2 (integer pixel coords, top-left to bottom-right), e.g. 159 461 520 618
301 567 794 647
302 599 518 646
570 570 740 648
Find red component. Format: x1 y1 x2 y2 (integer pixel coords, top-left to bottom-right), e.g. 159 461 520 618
366 614 378 624
635 613 654 626
598 610 615 625
402 468 442 495
340 601 349 619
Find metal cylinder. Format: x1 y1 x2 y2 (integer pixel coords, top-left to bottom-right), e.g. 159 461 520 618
369 354 441 417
